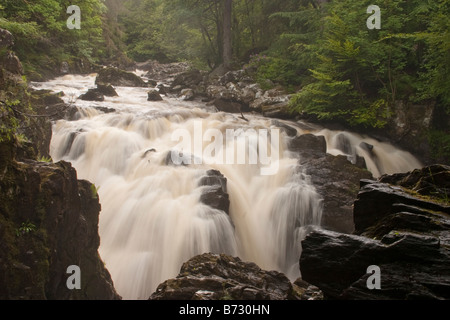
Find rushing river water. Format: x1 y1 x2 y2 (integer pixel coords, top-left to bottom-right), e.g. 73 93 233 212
31 73 422 299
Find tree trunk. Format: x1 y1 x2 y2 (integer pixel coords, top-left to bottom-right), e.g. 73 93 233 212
223 0 233 71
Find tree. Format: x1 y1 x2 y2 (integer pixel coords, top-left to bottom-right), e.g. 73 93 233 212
223 0 233 70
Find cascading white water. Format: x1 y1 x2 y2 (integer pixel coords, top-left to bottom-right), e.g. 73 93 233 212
31 73 422 300
315 129 423 178
33 74 323 299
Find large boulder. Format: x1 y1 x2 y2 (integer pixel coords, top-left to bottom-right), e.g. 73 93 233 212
354 179 450 235
213 98 246 114
0 160 121 299
1 51 23 75
96 84 118 97
96 67 146 87
149 253 302 300
147 89 163 101
79 88 105 102
300 226 450 300
138 60 192 81
289 134 373 233
300 165 450 300
198 170 230 215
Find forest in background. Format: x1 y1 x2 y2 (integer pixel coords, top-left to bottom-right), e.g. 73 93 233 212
1 0 449 160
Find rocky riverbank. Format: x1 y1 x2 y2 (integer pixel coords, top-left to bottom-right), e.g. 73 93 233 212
0 34 120 299
300 165 450 300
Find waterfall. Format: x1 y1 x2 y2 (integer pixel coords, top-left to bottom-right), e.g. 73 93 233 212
32 74 421 300
315 129 423 178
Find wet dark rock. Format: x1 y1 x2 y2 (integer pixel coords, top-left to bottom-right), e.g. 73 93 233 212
289 134 327 157
147 89 163 101
289 134 373 233
198 170 230 215
149 253 301 300
300 226 450 300
157 84 168 95
96 67 146 87
353 180 450 235
0 54 120 299
300 165 450 300
171 69 205 92
0 160 120 299
213 98 246 114
378 164 450 199
79 89 104 102
96 84 118 97
271 120 298 137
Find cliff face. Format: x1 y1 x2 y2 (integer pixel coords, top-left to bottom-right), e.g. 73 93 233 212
0 32 120 299
0 155 120 299
300 165 450 300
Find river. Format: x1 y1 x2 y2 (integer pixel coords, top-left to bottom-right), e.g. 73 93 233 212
31 73 422 299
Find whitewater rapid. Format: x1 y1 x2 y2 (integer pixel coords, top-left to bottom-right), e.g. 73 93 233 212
31 73 422 299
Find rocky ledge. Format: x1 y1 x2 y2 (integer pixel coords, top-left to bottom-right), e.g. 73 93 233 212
300 164 450 300
149 253 319 300
0 154 120 299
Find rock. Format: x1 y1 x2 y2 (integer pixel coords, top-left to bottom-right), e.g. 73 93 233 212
300 226 450 300
0 160 120 299
360 141 374 153
157 84 168 95
96 67 146 87
385 100 436 163
353 180 450 235
272 120 298 137
261 101 291 119
149 253 301 300
79 89 105 102
300 165 450 300
171 69 205 91
1 51 23 75
147 89 163 101
213 98 245 114
198 170 230 215
146 79 157 87
289 134 327 158
378 164 450 199
292 278 324 300
96 84 118 97
138 60 192 81
289 134 373 233
180 88 195 101
0 28 14 48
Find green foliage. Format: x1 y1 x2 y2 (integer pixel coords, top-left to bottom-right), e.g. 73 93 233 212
0 0 106 76
16 221 37 237
38 156 52 163
281 0 448 128
90 183 100 199
0 100 20 143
